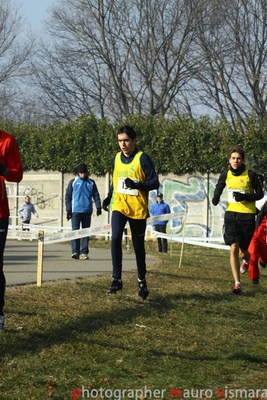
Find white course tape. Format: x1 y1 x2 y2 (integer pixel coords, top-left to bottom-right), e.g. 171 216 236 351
147 211 185 224
8 211 228 251
7 212 184 243
170 236 228 250
23 223 72 231
147 227 228 250
7 230 39 240
44 212 185 244
43 223 112 244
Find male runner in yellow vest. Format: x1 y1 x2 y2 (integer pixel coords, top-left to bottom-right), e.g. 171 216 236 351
212 146 263 294
102 125 159 300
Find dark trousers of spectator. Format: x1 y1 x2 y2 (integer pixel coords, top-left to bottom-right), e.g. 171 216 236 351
155 225 168 253
111 211 147 281
22 220 30 231
71 212 91 255
0 217 8 315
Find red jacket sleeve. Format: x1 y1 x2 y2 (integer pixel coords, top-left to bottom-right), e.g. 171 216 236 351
1 133 23 183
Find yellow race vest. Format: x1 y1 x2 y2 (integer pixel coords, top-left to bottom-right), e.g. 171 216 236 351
111 151 148 219
226 169 256 213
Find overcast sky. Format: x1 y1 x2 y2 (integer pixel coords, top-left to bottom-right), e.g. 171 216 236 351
13 0 55 33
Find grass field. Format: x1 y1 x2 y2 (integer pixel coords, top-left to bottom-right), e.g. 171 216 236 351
0 240 267 400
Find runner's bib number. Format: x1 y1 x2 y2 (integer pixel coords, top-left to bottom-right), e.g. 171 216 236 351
228 189 245 203
117 177 139 196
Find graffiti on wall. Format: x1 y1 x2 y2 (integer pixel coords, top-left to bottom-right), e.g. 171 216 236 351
148 176 227 239
6 182 60 225
6 172 228 237
23 186 58 210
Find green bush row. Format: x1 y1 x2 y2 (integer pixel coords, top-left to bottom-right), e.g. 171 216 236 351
1 113 266 175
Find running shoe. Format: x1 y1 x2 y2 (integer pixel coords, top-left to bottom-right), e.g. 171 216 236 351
138 279 149 300
71 253 79 259
79 254 89 260
232 283 242 294
240 261 248 274
107 279 123 294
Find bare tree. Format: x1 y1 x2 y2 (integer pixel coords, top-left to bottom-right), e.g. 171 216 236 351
0 0 35 122
3 0 267 128
191 0 267 130
118 0 200 116
31 0 202 121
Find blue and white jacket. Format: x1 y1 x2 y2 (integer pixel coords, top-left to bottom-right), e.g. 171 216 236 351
65 176 101 214
151 201 171 226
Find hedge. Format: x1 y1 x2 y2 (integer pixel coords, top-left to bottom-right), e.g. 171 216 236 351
0 113 266 176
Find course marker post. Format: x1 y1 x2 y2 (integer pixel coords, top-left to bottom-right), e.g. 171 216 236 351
178 209 187 269
37 230 44 287
169 206 188 269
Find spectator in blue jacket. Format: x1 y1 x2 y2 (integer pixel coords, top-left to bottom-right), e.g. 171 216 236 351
151 193 170 253
65 163 102 260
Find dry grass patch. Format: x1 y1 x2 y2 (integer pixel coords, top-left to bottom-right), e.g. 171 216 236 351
0 243 267 399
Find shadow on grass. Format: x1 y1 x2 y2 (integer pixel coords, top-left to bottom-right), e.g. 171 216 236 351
1 284 266 366
148 348 265 363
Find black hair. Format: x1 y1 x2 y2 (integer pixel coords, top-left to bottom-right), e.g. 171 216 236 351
117 125 137 140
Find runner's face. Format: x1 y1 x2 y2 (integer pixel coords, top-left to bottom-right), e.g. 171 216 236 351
229 152 243 169
118 133 136 156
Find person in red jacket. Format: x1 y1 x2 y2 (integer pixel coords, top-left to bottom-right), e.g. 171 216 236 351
247 194 267 285
0 130 23 332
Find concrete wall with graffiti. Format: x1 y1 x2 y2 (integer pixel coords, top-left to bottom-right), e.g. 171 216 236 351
7 171 64 229
151 173 227 238
6 171 227 238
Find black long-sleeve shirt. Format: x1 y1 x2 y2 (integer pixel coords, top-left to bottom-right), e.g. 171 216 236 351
213 167 263 202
